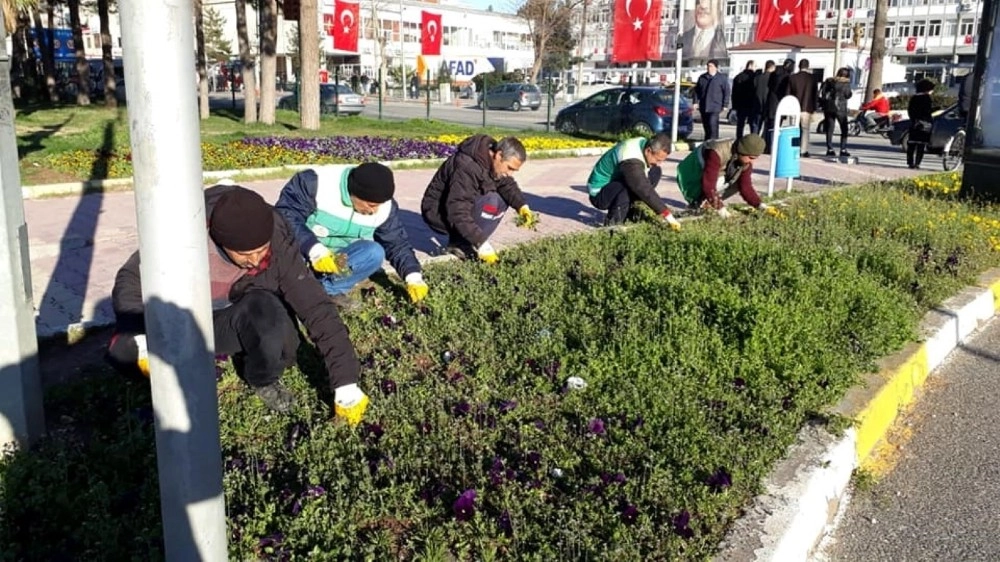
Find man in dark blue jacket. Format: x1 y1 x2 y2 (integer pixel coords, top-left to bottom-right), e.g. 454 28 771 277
694 59 731 140
275 162 427 311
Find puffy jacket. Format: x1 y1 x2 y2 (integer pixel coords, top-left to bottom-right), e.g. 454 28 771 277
861 94 890 115
421 135 527 247
275 166 421 278
695 71 731 114
111 184 361 390
820 77 853 115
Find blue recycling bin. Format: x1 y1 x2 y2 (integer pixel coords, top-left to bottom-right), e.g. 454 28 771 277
775 126 801 178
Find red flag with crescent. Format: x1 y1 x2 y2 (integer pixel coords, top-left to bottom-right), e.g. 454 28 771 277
421 11 442 56
756 0 817 41
611 0 662 63
330 0 360 52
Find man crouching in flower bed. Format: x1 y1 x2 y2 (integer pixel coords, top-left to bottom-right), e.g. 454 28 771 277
106 185 370 425
676 133 780 218
275 162 428 312
420 135 538 264
586 132 681 229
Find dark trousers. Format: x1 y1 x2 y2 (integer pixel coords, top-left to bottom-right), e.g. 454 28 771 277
427 191 508 248
906 142 926 168
700 111 720 140
107 290 299 388
764 117 776 153
824 113 849 151
736 110 761 139
589 167 663 226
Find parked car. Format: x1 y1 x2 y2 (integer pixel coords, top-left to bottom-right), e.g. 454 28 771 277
888 103 965 155
477 83 543 111
554 86 695 138
277 83 365 115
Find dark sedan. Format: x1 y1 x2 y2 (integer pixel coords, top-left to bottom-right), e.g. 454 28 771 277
277 83 365 115
889 103 965 154
555 86 694 138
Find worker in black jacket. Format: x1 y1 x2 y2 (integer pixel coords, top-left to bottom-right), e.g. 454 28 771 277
421 135 536 264
106 185 369 424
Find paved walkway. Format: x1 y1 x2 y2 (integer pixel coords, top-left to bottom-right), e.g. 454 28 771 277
25 149 926 337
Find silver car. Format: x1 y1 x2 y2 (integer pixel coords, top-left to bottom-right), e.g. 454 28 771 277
277 83 365 115
478 83 542 111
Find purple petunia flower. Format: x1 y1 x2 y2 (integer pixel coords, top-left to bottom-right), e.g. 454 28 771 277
587 418 607 436
453 489 477 522
619 502 639 525
258 532 284 548
363 423 384 444
733 377 747 390
402 332 416 344
672 510 695 539
307 485 326 497
452 400 471 417
380 315 397 328
526 451 542 469
533 419 546 430
380 379 397 395
291 499 302 515
706 468 732 492
418 481 446 506
498 509 513 537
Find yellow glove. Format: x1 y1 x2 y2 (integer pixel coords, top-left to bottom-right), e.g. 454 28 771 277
761 204 785 218
477 241 499 265
308 243 343 275
517 205 538 229
405 272 429 303
135 334 150 378
334 384 370 427
661 211 682 232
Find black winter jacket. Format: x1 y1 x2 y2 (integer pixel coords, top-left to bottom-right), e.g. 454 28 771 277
111 184 361 390
752 70 771 116
820 77 853 116
421 135 528 247
731 69 757 113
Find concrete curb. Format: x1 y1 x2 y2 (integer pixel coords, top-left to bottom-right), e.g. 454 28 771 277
715 269 1000 562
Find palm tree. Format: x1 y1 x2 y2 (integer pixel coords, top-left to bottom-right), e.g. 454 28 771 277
299 0 319 129
234 0 257 123
258 0 278 124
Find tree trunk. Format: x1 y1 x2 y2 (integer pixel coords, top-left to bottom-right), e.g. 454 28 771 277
98 0 116 107
528 11 547 84
67 0 90 106
10 12 28 99
194 0 210 118
299 0 320 129
33 7 58 103
235 0 258 123
865 0 889 103
259 0 278 124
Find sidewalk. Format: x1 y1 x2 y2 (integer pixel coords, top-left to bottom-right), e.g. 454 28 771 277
24 152 925 338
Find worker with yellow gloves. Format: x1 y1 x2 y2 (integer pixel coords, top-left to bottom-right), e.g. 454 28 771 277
421 135 536 263
107 185 369 423
276 162 428 312
676 133 777 216
586 132 681 230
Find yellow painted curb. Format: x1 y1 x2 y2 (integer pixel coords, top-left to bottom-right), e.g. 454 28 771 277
989 278 1000 313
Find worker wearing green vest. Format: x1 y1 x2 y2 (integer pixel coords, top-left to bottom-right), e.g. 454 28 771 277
676 133 778 217
586 132 681 229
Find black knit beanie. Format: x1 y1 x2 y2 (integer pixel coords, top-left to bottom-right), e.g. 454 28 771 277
209 187 274 251
347 162 395 203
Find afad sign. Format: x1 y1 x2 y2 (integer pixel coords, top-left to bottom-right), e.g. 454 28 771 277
444 57 495 80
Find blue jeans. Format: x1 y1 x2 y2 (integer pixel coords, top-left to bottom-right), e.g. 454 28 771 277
318 240 385 296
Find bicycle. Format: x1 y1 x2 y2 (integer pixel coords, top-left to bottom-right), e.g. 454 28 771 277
941 127 966 172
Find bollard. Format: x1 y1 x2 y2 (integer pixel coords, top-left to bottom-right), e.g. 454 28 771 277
334 66 340 117
546 78 552 133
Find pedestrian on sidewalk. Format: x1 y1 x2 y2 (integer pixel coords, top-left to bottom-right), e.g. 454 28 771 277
820 68 854 158
105 185 370 425
275 162 428 312
420 135 537 264
765 59 794 153
731 60 759 139
787 58 819 157
694 59 731 140
585 132 681 229
676 133 778 217
906 79 936 169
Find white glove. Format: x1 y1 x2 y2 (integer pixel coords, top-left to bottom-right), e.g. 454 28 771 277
476 241 499 264
664 213 681 231
758 203 770 211
717 207 732 219
335 383 365 407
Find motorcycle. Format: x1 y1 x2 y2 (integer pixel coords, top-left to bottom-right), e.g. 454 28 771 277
816 110 894 138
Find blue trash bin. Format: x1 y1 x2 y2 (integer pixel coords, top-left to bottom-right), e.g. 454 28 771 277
775 126 801 178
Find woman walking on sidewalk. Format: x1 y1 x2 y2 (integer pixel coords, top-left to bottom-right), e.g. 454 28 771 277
820 67 853 158
906 79 936 170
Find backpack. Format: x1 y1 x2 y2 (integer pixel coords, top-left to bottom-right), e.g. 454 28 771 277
820 80 837 110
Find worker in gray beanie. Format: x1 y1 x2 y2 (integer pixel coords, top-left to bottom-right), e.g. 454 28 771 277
676 133 781 217
276 162 427 312
107 184 370 424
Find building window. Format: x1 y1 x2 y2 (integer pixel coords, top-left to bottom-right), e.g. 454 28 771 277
960 20 974 35
912 21 926 35
928 19 941 36
898 21 910 36
726 0 736 16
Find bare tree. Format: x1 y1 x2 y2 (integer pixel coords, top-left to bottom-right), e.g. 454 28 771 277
195 0 210 118
67 0 90 105
518 0 580 83
235 0 258 122
864 0 888 103
299 0 320 129
33 0 58 103
97 0 115 106
367 0 388 102
258 0 278 124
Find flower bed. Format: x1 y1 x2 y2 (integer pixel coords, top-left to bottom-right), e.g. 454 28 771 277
2 176 997 560
41 135 613 180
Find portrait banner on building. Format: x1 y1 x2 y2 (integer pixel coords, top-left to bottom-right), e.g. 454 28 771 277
680 0 729 62
611 0 663 63
756 0 817 42
421 11 443 56
326 0 360 52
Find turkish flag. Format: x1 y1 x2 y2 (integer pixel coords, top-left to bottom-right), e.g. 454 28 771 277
906 36 917 52
329 0 360 52
611 0 662 63
756 0 818 42
421 11 442 56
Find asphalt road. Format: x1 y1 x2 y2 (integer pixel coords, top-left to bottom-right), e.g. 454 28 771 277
208 92 924 170
816 316 1000 562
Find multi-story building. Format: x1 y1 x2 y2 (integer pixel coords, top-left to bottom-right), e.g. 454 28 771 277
575 0 985 84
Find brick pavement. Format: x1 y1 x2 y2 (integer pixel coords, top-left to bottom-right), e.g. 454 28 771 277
24 152 924 338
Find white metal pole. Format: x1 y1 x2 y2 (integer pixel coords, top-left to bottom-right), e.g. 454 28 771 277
671 0 685 144
399 0 406 98
0 9 45 450
118 1 227 560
